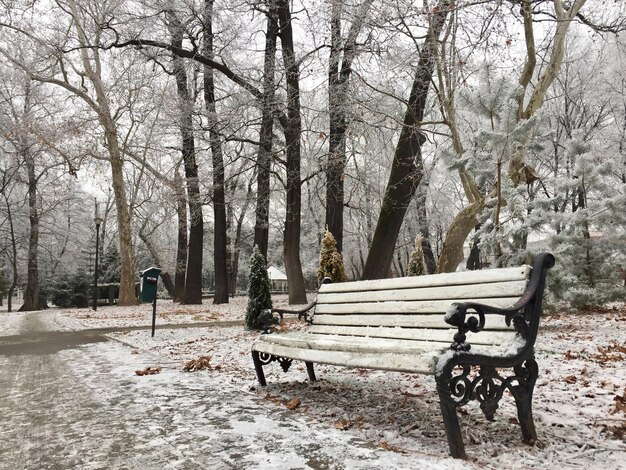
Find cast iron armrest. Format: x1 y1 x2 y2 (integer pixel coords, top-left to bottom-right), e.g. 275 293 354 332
272 301 316 323
445 252 556 351
444 302 523 351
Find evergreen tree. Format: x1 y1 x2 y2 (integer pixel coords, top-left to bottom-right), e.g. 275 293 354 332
540 135 626 309
317 229 347 284
245 245 273 330
99 242 121 283
407 234 427 276
48 271 92 308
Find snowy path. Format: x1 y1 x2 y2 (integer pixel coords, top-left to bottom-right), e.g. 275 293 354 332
0 311 469 469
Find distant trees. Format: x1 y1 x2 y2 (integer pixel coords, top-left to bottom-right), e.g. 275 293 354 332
1 0 624 311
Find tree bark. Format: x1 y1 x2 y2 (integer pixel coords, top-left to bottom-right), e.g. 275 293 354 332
204 0 229 304
415 178 437 274
17 81 40 311
1 186 18 312
277 0 307 303
65 0 138 306
174 170 187 302
254 0 279 261
362 0 451 280
326 0 374 252
168 10 204 305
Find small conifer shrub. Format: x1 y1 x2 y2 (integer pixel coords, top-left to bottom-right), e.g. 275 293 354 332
407 234 426 276
317 229 347 284
245 245 273 330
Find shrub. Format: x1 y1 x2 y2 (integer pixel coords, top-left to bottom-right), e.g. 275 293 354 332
407 234 426 276
245 246 273 330
49 271 92 308
317 229 347 284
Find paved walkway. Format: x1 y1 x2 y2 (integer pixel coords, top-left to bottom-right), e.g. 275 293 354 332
0 310 466 470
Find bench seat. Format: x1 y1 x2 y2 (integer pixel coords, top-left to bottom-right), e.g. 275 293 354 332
251 253 555 459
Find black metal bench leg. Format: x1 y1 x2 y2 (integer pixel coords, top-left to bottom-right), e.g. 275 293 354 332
438 396 466 458
252 351 267 386
511 358 539 443
436 374 466 459
511 386 537 443
305 361 316 382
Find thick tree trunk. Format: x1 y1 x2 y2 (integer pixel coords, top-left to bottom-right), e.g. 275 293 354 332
277 0 307 304
204 0 229 304
174 170 187 302
254 0 279 261
362 0 451 280
65 0 138 306
169 11 204 305
19 138 40 312
438 201 483 273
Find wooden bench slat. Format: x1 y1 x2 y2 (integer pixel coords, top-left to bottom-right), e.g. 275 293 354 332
252 341 441 374
307 325 516 345
319 266 531 293
317 280 527 304
256 332 453 355
314 297 518 315
313 313 511 330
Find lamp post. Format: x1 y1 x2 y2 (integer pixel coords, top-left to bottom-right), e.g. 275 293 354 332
93 201 103 311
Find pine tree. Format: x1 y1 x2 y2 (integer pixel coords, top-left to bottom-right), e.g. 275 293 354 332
99 243 121 283
407 234 427 276
317 229 347 284
245 245 273 330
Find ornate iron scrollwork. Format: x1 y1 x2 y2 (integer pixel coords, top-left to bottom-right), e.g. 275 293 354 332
446 357 539 421
257 352 293 372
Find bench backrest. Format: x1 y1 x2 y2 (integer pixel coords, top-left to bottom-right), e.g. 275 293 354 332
309 266 533 346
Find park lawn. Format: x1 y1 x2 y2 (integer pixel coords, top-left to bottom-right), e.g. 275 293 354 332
58 298 626 469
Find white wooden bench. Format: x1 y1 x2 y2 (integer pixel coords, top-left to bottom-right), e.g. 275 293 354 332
251 253 555 458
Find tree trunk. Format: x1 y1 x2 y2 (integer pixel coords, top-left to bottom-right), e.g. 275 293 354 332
415 179 437 274
2 189 18 313
204 0 229 304
18 81 41 312
65 0 138 306
174 170 187 302
438 201 484 273
326 0 374 252
254 0 279 261
138 228 175 298
169 11 204 305
277 0 307 303
362 0 451 280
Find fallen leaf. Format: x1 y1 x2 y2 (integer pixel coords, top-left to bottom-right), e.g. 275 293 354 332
563 375 577 384
183 355 212 372
334 418 352 430
285 397 301 410
135 366 161 376
612 390 626 415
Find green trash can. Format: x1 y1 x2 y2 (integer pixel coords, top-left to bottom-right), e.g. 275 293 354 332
140 267 161 303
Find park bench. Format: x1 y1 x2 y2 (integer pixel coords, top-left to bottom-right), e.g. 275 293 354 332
251 253 555 458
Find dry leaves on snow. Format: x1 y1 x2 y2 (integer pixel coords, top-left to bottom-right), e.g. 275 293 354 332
612 388 626 415
135 366 161 376
334 418 352 430
285 397 301 410
183 355 212 372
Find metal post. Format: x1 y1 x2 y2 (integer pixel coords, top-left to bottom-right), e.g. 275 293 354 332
151 295 157 337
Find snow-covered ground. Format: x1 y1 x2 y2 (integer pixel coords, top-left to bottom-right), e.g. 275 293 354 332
56 298 626 469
